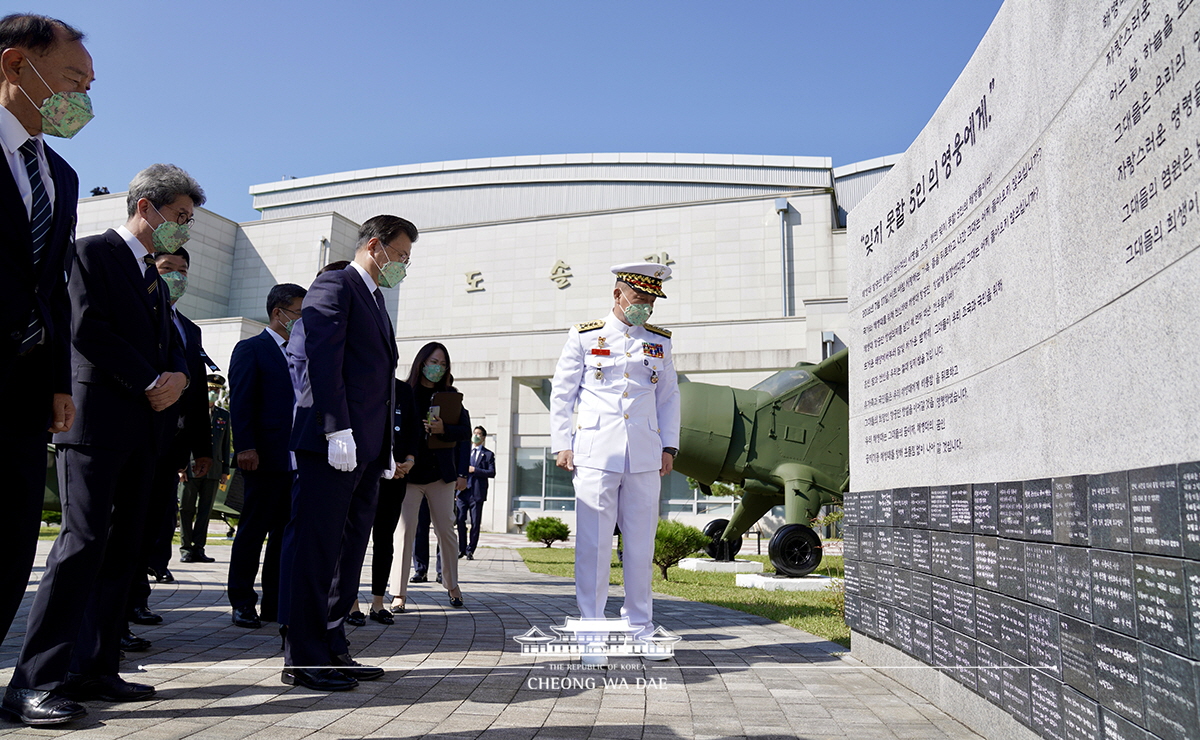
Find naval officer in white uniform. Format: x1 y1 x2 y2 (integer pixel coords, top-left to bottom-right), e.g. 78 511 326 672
550 262 681 661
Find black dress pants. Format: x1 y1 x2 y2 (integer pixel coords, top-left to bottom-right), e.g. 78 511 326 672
456 496 484 556
128 454 183 612
180 477 219 555
370 478 407 596
227 469 293 620
281 451 383 667
12 443 154 689
0 344 53 643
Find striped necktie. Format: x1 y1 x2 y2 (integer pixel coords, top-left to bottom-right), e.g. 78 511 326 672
143 253 160 305
17 139 51 354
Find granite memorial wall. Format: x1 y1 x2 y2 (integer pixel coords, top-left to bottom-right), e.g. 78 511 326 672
845 1 1200 738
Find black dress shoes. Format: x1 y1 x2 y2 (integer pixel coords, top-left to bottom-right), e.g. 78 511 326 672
147 567 174 583
449 594 464 608
281 668 357 691
346 611 366 627
410 573 428 583
330 653 384 681
466 552 474 560
194 550 216 563
1 687 86 726
58 674 156 702
232 606 262 629
179 551 199 563
120 630 151 652
369 608 394 625
129 606 163 625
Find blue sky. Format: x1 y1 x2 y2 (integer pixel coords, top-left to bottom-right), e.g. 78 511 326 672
31 1 1004 222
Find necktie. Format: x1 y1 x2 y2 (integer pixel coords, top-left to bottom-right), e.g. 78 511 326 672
373 289 388 320
143 253 160 306
17 139 51 354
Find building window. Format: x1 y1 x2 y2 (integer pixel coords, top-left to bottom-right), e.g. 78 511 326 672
512 447 575 512
659 472 736 517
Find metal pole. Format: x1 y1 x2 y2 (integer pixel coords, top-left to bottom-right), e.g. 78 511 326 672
775 199 789 316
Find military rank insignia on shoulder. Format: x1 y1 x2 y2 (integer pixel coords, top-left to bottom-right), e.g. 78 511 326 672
575 319 606 333
643 323 671 338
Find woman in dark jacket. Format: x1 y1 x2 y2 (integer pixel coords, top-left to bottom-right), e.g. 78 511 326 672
388 342 471 611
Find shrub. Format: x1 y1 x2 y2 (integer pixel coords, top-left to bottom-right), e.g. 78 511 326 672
526 517 570 548
653 520 710 580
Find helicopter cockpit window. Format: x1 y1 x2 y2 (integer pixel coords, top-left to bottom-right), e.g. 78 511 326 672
792 384 832 416
750 369 812 397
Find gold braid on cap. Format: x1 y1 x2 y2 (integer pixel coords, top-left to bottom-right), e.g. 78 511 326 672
616 271 664 296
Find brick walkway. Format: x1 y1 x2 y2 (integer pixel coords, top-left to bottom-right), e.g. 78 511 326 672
0 537 981 740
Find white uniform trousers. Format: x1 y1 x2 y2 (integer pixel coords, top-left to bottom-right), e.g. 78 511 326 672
573 465 659 636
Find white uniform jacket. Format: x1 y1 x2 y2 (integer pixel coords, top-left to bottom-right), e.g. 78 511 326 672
550 312 681 474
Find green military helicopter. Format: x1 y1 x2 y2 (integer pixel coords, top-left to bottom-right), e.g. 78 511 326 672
673 349 848 577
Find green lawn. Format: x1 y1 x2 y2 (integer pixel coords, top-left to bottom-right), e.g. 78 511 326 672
38 528 234 546
518 546 849 648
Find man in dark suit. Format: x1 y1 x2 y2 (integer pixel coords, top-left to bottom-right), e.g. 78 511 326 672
3 163 202 726
458 426 495 560
282 214 415 691
227 282 306 629
0 14 91 664
179 374 232 562
126 248 214 632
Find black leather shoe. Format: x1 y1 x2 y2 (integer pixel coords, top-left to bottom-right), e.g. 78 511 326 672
436 574 443 584
449 594 464 608
346 611 366 627
129 606 163 625
59 674 155 702
330 653 384 681
120 631 151 652
369 608 394 625
1 687 86 726
195 550 216 563
179 551 199 563
147 567 174 583
466 553 474 560
458 553 465 559
281 668 357 691
232 606 261 629
410 574 428 583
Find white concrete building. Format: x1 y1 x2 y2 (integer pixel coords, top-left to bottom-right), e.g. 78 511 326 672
76 152 895 535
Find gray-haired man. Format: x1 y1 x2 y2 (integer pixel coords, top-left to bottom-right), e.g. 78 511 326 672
2 164 203 725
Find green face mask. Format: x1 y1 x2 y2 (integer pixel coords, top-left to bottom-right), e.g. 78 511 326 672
18 59 94 139
284 317 297 335
471 435 482 445
160 270 187 303
208 390 219 404
620 295 653 326
151 204 190 253
422 363 446 383
372 246 407 289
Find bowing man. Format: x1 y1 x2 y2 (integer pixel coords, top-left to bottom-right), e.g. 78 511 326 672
281 215 415 691
4 164 201 724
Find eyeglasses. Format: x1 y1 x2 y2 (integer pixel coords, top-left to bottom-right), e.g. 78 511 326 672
164 205 195 226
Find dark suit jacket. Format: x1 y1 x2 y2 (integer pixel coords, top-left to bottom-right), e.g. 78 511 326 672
52 229 187 452
291 268 398 464
0 140 78 395
230 329 295 473
463 446 495 504
162 310 214 471
391 379 420 463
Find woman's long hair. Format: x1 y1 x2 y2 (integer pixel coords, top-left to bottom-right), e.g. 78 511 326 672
405 341 454 390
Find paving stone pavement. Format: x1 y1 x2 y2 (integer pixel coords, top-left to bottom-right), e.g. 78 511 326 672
0 535 981 740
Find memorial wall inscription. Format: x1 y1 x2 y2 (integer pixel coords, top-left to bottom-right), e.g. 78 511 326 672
845 0 1200 737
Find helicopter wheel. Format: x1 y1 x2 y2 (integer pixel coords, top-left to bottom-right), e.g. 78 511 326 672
702 518 742 562
768 524 823 577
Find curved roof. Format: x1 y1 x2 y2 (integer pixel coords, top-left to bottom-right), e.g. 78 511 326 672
249 152 898 229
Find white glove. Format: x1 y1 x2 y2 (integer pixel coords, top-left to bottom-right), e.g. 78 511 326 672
382 456 397 480
325 429 357 471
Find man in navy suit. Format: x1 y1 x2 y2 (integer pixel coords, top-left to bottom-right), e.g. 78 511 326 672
3 163 201 725
457 426 495 559
227 283 306 629
282 214 415 692
0 14 90 664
